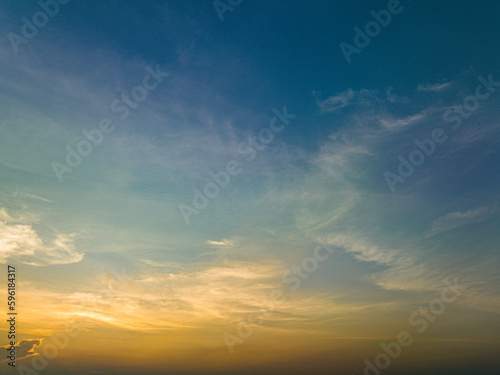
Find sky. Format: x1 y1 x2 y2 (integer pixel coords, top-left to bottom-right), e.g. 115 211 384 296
0 0 499 374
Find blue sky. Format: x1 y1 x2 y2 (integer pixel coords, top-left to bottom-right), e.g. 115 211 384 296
0 1 499 374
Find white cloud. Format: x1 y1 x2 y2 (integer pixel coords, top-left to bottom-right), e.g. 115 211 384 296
324 234 409 267
427 207 494 236
12 192 52 203
0 207 13 221
417 81 452 92
386 87 408 103
22 258 375 335
313 88 376 113
379 110 427 131
140 259 173 267
25 260 287 332
0 209 84 266
206 239 233 246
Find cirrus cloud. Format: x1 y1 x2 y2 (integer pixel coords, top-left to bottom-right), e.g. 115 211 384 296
427 206 495 236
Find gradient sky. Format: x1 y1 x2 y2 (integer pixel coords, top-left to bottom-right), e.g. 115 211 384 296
0 1 499 374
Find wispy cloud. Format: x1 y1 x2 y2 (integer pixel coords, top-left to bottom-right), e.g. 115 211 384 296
324 234 412 269
10 192 52 203
140 259 175 268
386 87 408 103
313 88 376 113
427 207 494 236
206 239 234 246
417 81 453 92
379 110 427 131
19 260 287 333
